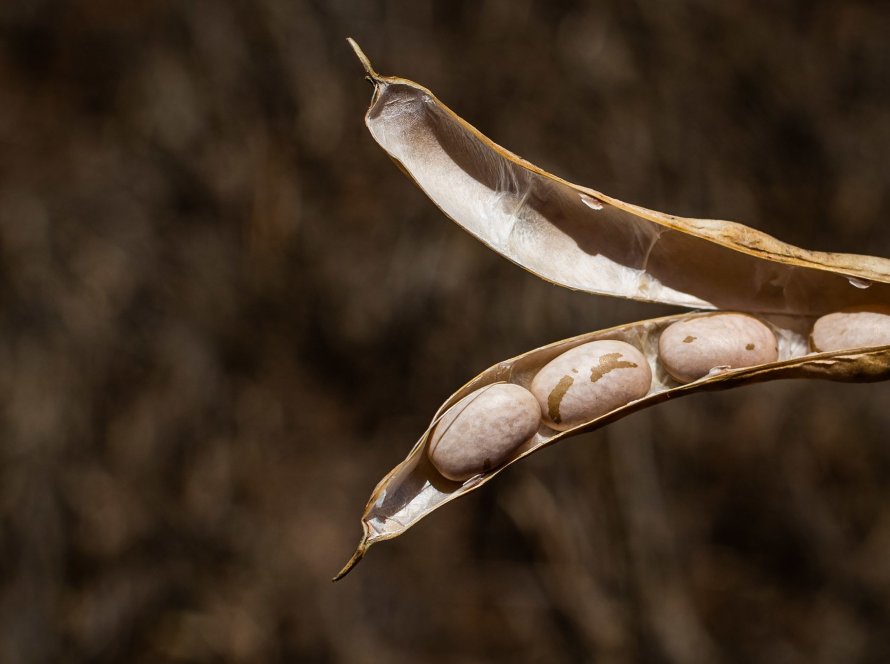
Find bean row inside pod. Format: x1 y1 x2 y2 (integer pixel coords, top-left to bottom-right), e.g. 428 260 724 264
427 307 890 482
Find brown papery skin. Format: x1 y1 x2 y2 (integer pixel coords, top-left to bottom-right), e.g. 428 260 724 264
530 340 652 431
658 313 778 383
427 383 541 482
810 305 890 352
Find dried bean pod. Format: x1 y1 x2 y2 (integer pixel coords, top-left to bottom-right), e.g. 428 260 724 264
336 42 890 581
347 39 890 316
337 311 890 580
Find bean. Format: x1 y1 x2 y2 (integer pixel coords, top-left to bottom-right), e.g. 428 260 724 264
658 313 777 383
530 340 651 431
810 305 890 352
427 383 541 481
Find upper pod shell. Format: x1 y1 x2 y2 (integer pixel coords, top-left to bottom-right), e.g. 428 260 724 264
350 40 890 317
658 313 778 383
530 340 652 431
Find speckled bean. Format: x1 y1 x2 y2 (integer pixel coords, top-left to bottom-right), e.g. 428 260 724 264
810 305 890 352
427 383 541 482
530 340 651 431
658 313 778 383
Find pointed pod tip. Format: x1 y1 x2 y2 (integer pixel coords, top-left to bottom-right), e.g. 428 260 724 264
331 536 372 582
346 37 381 82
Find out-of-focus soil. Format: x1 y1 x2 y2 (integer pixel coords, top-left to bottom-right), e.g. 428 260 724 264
1 2 890 662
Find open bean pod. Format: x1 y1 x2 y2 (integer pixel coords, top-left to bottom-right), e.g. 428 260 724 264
346 39 890 314
336 41 890 580
335 311 890 579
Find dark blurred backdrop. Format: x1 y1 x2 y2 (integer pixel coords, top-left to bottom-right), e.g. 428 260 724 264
2 1 890 662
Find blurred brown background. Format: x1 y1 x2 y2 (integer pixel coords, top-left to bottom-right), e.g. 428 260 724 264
2 1 890 662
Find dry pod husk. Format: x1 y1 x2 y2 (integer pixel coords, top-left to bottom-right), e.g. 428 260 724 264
335 40 890 580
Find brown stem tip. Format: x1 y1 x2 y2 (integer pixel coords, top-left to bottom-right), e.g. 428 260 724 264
331 537 371 582
346 38 381 82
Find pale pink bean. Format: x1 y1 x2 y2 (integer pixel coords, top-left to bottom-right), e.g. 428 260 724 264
658 313 777 383
428 383 541 482
810 305 890 352
530 340 651 431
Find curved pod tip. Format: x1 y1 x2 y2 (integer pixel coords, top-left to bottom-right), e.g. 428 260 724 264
332 535 372 582
346 37 382 83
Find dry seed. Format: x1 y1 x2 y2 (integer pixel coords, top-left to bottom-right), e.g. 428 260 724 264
427 383 541 482
530 340 651 431
810 305 890 352
658 313 778 383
